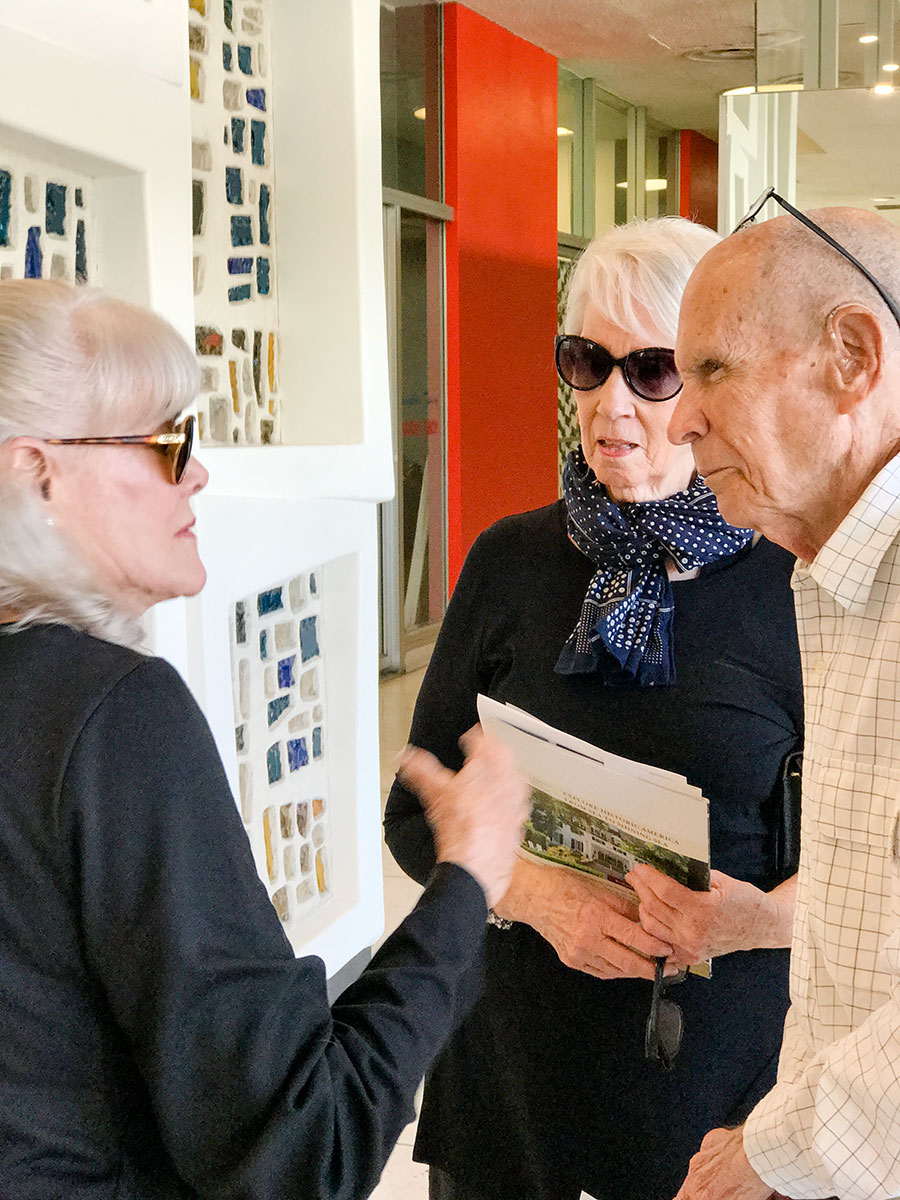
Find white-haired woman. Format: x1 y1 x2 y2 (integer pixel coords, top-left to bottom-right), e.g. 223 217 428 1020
385 217 803 1200
0 279 529 1200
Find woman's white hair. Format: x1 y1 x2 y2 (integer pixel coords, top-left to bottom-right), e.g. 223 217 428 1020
0 279 200 646
564 216 721 343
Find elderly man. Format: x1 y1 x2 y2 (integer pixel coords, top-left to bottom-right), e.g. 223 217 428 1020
665 203 900 1200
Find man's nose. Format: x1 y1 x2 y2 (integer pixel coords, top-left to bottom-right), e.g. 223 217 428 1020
668 384 705 446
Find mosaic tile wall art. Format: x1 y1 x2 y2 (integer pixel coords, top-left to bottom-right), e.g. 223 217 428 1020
557 253 579 490
0 147 94 286
229 567 332 926
189 0 281 445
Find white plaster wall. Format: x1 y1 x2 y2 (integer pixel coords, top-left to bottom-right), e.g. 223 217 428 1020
0 0 187 88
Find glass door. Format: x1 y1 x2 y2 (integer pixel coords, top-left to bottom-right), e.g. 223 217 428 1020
380 203 446 673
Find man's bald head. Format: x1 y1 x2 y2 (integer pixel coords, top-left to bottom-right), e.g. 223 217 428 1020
687 206 900 348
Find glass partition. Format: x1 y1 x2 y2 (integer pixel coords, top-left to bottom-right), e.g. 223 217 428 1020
595 89 629 232
757 0 900 92
381 3 442 200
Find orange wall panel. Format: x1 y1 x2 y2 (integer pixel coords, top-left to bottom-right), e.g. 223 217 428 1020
443 4 559 588
678 129 719 231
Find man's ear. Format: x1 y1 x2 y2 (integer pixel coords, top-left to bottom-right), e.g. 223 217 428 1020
0 437 54 499
826 304 884 414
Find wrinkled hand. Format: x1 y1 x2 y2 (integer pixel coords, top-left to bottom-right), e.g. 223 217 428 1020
493 859 674 980
627 865 779 966
398 727 529 909
674 1126 773 1200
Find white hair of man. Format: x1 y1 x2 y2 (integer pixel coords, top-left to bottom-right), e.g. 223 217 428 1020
564 216 721 343
0 279 200 645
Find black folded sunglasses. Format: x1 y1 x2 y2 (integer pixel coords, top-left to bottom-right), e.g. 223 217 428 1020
555 335 683 402
644 956 686 1070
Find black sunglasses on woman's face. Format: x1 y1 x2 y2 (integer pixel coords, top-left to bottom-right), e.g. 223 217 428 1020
43 414 196 485
555 335 683 402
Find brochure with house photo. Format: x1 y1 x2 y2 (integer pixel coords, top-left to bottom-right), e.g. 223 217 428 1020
477 695 711 974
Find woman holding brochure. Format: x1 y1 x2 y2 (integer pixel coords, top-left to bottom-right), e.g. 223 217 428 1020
385 218 803 1200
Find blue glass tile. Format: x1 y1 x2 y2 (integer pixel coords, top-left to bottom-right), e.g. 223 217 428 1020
228 256 253 274
235 724 245 752
238 44 253 73
45 182 66 236
25 226 42 279
259 629 269 659
75 220 87 283
309 572 318 594
228 284 251 302
222 42 233 70
0 169 10 247
287 738 309 771
277 655 296 689
300 617 320 663
231 117 245 153
231 214 253 246
247 88 266 111
256 256 270 295
235 599 247 642
257 587 283 615
224 0 233 29
259 183 270 244
251 119 266 165
266 743 282 784
312 726 323 759
225 166 242 204
75 187 83 208
267 695 291 726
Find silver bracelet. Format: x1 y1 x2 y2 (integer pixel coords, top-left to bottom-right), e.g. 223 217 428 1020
486 909 514 929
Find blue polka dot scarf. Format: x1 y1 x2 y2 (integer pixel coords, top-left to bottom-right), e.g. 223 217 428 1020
556 446 753 685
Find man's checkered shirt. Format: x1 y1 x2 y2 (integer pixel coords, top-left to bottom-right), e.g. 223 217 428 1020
743 452 900 1200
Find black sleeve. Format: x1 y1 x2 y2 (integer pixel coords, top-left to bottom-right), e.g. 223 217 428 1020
384 526 509 885
60 657 487 1200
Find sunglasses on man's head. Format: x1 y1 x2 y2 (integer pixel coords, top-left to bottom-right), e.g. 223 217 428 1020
43 414 196 485
734 186 900 334
555 335 683 402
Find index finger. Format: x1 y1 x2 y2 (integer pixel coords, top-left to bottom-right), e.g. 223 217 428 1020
627 864 696 906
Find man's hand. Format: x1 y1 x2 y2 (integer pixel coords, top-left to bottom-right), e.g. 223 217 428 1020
627 865 794 966
491 857 674 979
398 727 529 909
674 1126 773 1200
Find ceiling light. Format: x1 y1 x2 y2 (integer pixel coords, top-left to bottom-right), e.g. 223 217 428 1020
860 34 879 43
616 181 628 189
413 107 426 120
872 197 896 203
645 179 667 191
884 62 900 72
874 83 895 94
557 126 574 137
722 85 756 96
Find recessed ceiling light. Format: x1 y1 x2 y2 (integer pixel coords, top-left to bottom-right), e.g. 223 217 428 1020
872 197 895 203
860 34 879 43
645 179 667 191
722 86 756 96
413 107 426 120
557 126 574 137
884 62 900 72
873 83 895 94
615 182 628 189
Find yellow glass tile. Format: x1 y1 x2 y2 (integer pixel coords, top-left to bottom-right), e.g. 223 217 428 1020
315 850 326 894
268 398 274 414
189 58 201 100
189 0 206 14
197 411 206 439
267 333 275 391
229 359 239 412
263 808 276 882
